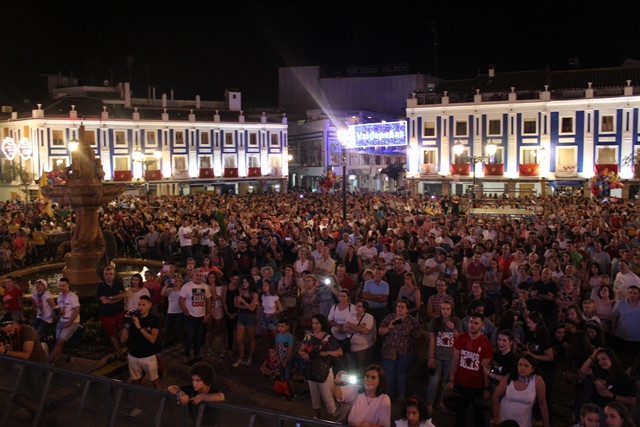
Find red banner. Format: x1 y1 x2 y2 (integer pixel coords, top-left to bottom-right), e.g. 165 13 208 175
113 170 132 181
248 167 262 177
595 164 618 175
199 168 214 178
450 164 470 175
145 170 162 181
518 164 540 176
483 164 504 176
223 168 238 178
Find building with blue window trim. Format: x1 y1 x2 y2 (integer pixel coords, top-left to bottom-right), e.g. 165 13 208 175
0 80 289 200
405 63 640 198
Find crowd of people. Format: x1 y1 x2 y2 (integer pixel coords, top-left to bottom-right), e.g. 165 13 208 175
2 190 640 426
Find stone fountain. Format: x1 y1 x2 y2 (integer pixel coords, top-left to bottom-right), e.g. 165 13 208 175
42 125 124 296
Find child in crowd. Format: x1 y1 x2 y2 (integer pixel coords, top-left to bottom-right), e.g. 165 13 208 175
275 318 296 399
260 347 281 380
167 362 225 427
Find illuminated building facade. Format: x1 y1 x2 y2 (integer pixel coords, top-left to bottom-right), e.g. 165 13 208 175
405 64 640 198
0 81 289 200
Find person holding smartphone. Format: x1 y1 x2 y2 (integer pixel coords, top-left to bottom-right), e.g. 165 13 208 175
378 300 421 400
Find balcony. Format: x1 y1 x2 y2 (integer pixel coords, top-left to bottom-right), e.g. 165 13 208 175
420 163 438 175
518 164 540 176
198 168 214 178
144 170 162 181
450 164 470 175
113 170 132 181
223 167 238 178
173 169 189 180
595 164 618 175
247 167 262 177
555 164 577 178
483 164 504 176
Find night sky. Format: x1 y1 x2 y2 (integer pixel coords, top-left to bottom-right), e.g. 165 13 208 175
2 1 639 107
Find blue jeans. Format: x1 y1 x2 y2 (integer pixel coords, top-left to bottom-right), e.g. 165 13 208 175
426 358 452 405
184 315 205 358
382 353 415 400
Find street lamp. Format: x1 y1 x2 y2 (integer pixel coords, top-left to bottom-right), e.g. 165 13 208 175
453 141 497 207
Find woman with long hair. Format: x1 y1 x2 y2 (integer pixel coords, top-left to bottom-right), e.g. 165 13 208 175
204 271 226 357
221 271 240 359
579 347 637 411
394 395 435 427
426 300 462 413
342 244 363 287
491 354 551 427
334 364 391 427
260 278 283 346
124 273 150 312
595 283 617 334
604 401 637 427
396 272 421 317
523 311 556 421
277 264 299 336
293 248 313 288
232 275 259 367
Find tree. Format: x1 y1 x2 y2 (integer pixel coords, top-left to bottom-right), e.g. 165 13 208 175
0 162 35 201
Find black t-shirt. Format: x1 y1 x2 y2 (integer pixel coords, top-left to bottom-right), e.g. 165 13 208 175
180 384 221 426
591 371 636 408
129 313 160 358
525 330 555 373
531 280 558 325
491 351 517 384
97 281 125 316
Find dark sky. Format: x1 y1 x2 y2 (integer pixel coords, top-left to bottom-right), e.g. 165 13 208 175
2 1 639 107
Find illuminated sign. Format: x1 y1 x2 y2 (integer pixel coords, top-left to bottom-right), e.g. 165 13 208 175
2 137 33 160
346 121 407 148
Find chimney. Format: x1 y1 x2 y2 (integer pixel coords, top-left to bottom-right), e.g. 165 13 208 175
133 107 140 120
488 65 495 78
238 110 245 123
124 82 131 108
625 80 633 96
162 93 167 108
152 87 156 105
261 112 267 124
162 108 169 121
196 95 201 109
69 105 78 119
508 87 517 101
585 82 594 98
540 85 551 101
32 103 44 119
282 113 287 125
101 106 109 120
474 89 482 103
441 91 449 105
214 110 220 122
188 109 195 122
170 87 174 100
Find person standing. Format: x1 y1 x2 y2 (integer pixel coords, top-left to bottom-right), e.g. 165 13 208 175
119 295 162 418
447 311 493 427
49 277 80 365
179 268 211 364
363 266 390 330
31 278 55 340
3 276 24 323
178 218 194 264
611 284 640 355
97 266 126 359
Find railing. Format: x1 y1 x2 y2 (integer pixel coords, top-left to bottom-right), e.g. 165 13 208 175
0 357 339 427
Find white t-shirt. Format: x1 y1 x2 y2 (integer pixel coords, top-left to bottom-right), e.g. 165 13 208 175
57 291 80 324
166 288 183 314
261 294 280 315
346 311 375 352
125 288 150 312
178 226 193 247
179 282 211 317
328 303 355 340
33 290 55 323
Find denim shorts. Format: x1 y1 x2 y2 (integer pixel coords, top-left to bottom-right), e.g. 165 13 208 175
236 312 258 327
262 315 278 331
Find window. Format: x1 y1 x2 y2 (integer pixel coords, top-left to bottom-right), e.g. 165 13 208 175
225 133 234 146
114 156 129 171
249 133 258 146
454 121 468 136
84 130 96 145
490 147 504 164
115 131 126 146
199 156 211 169
423 150 437 164
363 155 370 166
50 158 67 171
173 155 187 171
146 156 160 171
270 133 279 146
488 119 501 135
520 148 538 164
247 154 260 168
453 148 469 164
561 117 574 133
523 118 537 134
52 130 64 146
269 155 281 168
601 115 614 132
223 154 236 168
557 147 577 165
423 121 435 137
175 131 185 146
200 132 209 146
596 146 617 164
146 131 157 146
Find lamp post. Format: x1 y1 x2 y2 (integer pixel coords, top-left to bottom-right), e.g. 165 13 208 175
453 141 496 207
133 150 162 202
342 147 347 221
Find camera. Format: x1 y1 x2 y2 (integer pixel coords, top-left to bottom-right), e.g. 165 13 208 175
391 318 403 326
123 310 141 328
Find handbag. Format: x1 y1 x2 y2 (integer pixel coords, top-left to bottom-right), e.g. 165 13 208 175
305 356 332 383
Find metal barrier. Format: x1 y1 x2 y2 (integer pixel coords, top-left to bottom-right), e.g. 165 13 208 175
0 356 340 427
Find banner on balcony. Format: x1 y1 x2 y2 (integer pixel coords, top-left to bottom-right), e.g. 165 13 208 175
450 164 470 175
518 164 539 176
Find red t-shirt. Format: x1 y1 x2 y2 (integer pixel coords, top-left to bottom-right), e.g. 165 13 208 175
143 280 163 306
453 332 493 389
3 286 23 311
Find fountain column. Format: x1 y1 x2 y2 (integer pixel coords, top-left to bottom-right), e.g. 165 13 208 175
42 125 124 296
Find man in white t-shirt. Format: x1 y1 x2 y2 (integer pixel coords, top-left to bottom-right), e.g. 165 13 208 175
179 269 211 364
358 237 379 269
178 219 194 263
613 259 640 301
49 277 80 365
